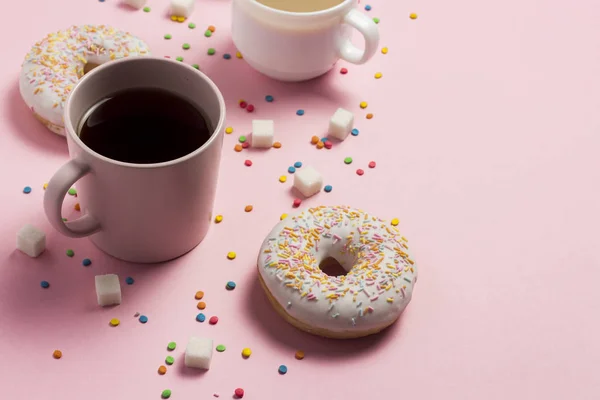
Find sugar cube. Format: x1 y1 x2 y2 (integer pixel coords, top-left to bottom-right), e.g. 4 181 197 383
122 0 147 9
170 0 195 18
185 337 214 369
16 224 46 258
251 120 275 148
328 108 354 141
293 166 323 197
95 274 122 307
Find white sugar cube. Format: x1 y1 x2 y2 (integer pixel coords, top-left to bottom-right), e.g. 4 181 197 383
252 120 274 148
328 108 354 141
185 337 214 369
122 0 147 9
16 224 46 258
170 0 195 18
95 274 122 307
293 166 323 197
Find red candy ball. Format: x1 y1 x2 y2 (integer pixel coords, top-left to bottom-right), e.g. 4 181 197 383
242 142 250 149
246 104 255 112
239 101 247 109
340 67 348 74
244 160 252 167
368 161 376 168
209 316 219 325
324 141 332 149
356 169 364 176
293 199 302 208
235 388 245 398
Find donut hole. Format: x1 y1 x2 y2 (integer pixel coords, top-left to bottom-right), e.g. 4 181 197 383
319 257 348 277
83 62 100 75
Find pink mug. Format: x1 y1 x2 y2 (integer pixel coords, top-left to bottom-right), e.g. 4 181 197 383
43 57 226 263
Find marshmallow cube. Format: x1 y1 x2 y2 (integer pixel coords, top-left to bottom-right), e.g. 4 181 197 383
170 0 195 18
293 166 323 197
328 108 354 141
185 337 214 369
95 274 122 307
122 0 147 9
251 120 275 148
16 224 46 258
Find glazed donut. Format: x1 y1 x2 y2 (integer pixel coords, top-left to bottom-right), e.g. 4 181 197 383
19 25 151 135
257 205 417 339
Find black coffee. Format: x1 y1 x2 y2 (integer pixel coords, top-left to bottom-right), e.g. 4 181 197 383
78 88 212 164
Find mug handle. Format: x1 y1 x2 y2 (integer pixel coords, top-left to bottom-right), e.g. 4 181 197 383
338 9 380 65
44 158 101 238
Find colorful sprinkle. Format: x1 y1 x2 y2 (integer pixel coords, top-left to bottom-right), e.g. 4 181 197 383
215 215 223 223
82 258 92 266
344 157 353 164
196 313 206 322
225 127 233 134
279 175 287 183
126 277 135 285
109 318 120 327
43 183 48 190
182 43 191 50
165 356 174 365
161 389 172 399
410 13 418 19
265 95 274 102
391 218 399 226
40 280 50 288
216 344 226 352
23 186 32 194
296 109 305 116
227 251 237 260
288 166 296 173
164 34 172 40
139 315 148 324
293 199 302 208
53 350 62 359
197 301 206 310
226 281 236 290
158 365 167 375
209 316 219 325
368 161 376 168
208 48 216 55
280 213 288 220
241 348 252 358
167 342 177 351
324 185 332 193
223 53 231 59
236 51 243 59
340 67 348 74
356 169 364 176
278 365 288 374
244 160 253 167
359 101 368 109
351 128 359 136
245 205 253 212
295 350 305 360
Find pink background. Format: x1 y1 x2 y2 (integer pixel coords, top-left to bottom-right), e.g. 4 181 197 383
1 0 599 399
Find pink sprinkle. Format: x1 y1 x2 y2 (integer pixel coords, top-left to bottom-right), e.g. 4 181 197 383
324 141 333 149
293 199 302 208
370 295 379 301
400 288 406 298
244 160 252 166
209 316 219 325
368 161 376 168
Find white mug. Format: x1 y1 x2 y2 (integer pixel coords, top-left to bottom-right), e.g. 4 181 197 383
43 57 226 263
232 0 380 81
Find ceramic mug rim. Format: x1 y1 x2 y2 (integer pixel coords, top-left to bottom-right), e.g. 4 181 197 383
63 56 226 170
248 0 351 17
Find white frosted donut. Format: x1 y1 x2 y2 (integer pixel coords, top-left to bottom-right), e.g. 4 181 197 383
257 205 418 339
19 25 151 135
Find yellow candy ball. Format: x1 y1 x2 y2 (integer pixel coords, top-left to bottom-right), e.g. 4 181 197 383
227 251 236 260
109 318 120 327
381 47 388 54
359 101 368 109
409 13 418 20
242 348 252 358
374 72 382 79
280 213 288 220
391 218 399 226
215 215 223 223
225 127 233 134
279 175 287 183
